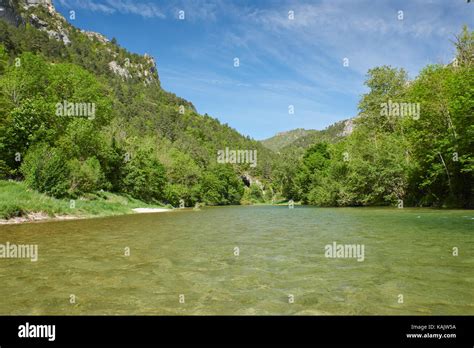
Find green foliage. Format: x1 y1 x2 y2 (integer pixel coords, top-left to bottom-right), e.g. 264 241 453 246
0 179 167 220
402 61 473 206
261 128 320 152
20 143 70 198
121 147 167 203
453 25 474 67
2 98 57 176
0 44 7 74
0 15 279 206
286 27 473 208
200 165 244 205
241 183 265 204
68 157 105 196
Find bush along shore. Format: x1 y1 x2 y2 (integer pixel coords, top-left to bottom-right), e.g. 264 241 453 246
0 180 172 224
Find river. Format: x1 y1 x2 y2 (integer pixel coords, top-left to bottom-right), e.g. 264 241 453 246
0 206 472 315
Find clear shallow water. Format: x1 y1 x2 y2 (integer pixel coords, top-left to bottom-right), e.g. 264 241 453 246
0 206 472 315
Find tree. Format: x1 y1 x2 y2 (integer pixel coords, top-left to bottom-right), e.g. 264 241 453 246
200 164 244 205
452 25 474 67
122 147 167 202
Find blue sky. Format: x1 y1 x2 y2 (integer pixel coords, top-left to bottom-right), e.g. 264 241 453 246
54 0 472 140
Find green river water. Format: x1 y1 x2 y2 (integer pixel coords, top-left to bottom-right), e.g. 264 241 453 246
0 206 472 315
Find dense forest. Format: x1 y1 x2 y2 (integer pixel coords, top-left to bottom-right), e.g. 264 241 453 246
277 27 473 208
0 1 472 212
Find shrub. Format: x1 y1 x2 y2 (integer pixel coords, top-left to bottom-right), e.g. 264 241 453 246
20 144 70 198
0 203 25 219
68 157 105 196
241 183 265 204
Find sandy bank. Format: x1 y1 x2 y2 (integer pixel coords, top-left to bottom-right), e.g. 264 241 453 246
132 208 172 213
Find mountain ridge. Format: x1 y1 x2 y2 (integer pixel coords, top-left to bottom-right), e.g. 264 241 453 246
261 118 355 152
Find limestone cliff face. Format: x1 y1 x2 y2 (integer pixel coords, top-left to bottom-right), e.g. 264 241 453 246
340 118 355 136
27 5 71 44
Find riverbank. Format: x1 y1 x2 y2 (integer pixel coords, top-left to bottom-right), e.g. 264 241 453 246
0 180 172 225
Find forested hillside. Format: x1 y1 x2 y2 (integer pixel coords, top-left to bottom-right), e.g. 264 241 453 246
261 119 351 153
0 0 472 213
261 128 319 152
0 0 278 209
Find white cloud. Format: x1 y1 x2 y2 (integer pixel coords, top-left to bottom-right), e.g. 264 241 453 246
57 0 166 18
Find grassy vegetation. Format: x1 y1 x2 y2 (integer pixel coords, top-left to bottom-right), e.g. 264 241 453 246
0 180 169 221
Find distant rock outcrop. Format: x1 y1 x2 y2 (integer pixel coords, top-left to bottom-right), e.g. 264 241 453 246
81 29 110 44
241 173 264 190
108 61 132 79
339 118 355 136
24 0 55 16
